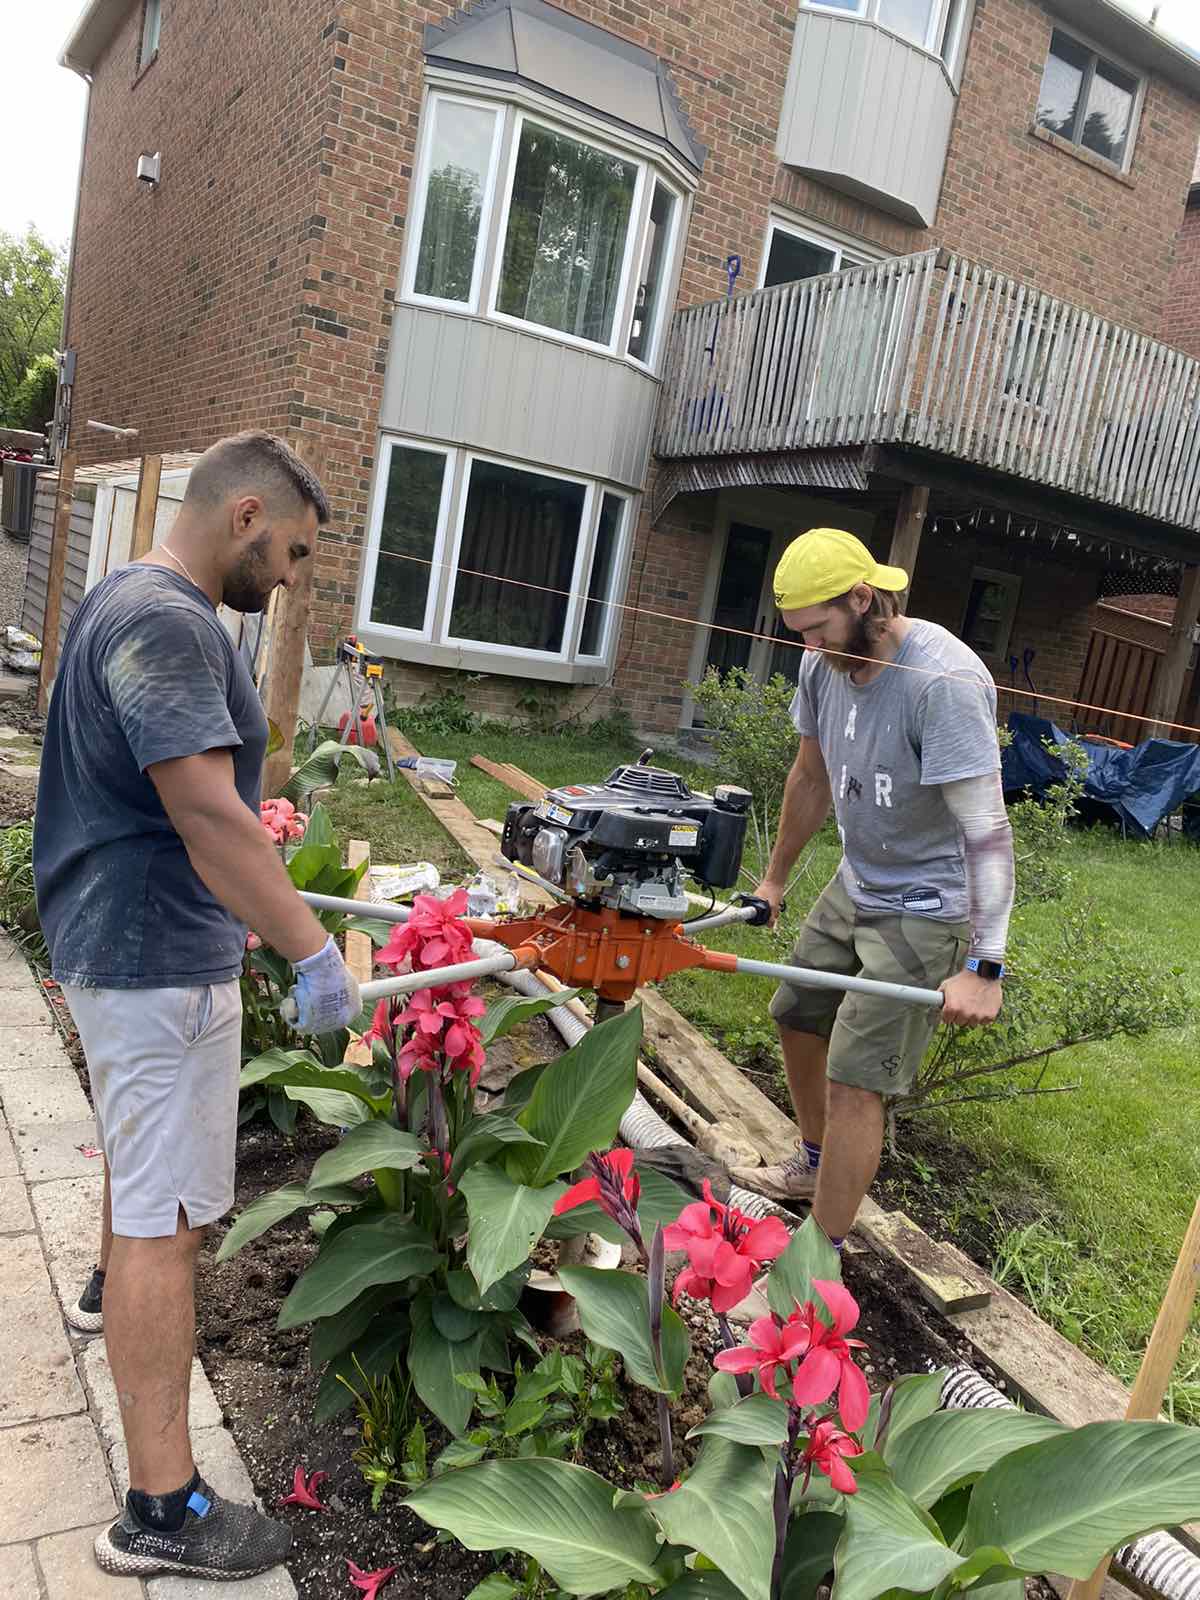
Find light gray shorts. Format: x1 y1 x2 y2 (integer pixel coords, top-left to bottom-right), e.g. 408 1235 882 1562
62 981 242 1238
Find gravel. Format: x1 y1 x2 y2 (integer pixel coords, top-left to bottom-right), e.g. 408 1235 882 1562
0 531 30 632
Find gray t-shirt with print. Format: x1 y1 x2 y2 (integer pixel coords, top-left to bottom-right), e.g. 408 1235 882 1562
790 619 1000 923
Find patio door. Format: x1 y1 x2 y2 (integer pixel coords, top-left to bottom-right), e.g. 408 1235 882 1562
690 518 796 722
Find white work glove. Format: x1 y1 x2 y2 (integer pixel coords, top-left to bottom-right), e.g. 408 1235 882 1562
291 936 361 1034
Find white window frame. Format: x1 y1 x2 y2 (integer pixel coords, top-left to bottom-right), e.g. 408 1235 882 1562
960 567 1021 665
799 0 967 71
486 108 649 359
356 435 456 644
1034 26 1145 176
756 213 882 290
402 91 505 315
575 490 633 662
623 176 685 374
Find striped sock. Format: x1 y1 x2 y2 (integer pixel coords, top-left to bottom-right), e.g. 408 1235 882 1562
802 1138 822 1171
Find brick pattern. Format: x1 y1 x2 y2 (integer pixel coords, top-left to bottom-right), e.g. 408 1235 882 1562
1166 202 1200 359
63 0 1200 734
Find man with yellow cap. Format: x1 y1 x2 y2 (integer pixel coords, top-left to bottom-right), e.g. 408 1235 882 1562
734 528 1014 1246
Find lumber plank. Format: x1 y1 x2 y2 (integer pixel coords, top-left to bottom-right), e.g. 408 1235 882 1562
470 755 546 801
37 450 76 713
859 1209 990 1314
262 435 323 795
129 452 163 561
344 839 373 1066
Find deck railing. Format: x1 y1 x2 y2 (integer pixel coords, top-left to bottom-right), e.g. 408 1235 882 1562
653 249 1200 534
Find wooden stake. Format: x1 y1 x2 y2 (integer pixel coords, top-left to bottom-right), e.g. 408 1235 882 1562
262 437 325 797
1066 1195 1200 1600
37 450 77 714
888 484 929 614
344 839 374 1066
129 453 163 561
1147 562 1200 738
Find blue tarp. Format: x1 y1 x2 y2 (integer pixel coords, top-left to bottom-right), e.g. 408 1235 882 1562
1000 713 1200 839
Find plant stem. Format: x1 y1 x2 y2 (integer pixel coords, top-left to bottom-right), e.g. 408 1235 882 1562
718 1313 753 1397
657 1392 675 1487
771 1410 803 1600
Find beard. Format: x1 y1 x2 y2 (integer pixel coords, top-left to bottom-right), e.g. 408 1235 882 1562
222 530 276 614
823 611 873 675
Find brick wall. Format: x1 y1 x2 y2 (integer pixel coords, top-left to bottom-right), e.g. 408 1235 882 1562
1166 200 1200 358
64 0 1200 734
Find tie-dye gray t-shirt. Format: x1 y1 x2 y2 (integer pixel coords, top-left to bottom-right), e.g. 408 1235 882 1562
790 619 999 922
34 564 268 987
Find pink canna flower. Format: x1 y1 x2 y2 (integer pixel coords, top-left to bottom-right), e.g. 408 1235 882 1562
379 890 474 972
361 998 397 1050
713 1312 811 1399
554 1147 641 1217
665 1182 789 1314
790 1279 870 1432
278 1464 328 1511
800 1417 862 1495
347 1560 398 1599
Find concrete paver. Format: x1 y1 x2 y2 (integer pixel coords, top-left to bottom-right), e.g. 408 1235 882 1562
0 1173 35 1233
0 1066 93 1127
0 958 46 989
0 1025 73 1072
0 1122 22 1176
0 1414 116 1540
0 1540 39 1593
29 1173 103 1311
35 1523 146 1597
15 1119 103 1182
0 988 53 1025
0 1233 87 1425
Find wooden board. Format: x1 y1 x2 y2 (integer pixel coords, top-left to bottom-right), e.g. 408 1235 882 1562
262 436 323 796
344 839 373 1066
470 755 546 802
37 451 76 713
861 1209 991 1315
129 453 163 561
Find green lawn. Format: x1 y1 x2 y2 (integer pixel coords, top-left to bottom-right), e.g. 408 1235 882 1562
324 726 1200 1419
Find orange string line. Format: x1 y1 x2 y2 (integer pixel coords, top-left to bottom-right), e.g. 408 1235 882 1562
368 546 1200 741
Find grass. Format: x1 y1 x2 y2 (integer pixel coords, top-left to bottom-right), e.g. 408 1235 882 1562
321 722 1200 1420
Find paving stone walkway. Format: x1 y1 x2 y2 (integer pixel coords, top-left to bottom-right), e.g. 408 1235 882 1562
0 934 297 1598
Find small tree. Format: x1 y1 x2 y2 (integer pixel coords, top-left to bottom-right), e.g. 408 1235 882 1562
5 352 57 433
0 228 65 422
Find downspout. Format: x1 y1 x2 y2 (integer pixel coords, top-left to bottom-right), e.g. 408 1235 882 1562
54 55 93 460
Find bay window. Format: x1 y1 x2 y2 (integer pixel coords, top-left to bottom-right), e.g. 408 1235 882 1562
361 437 633 671
405 91 684 369
800 0 967 69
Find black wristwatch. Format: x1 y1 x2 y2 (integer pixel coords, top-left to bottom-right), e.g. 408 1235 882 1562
965 957 1005 982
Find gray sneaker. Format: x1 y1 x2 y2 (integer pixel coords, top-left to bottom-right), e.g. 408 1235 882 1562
732 1150 818 1203
94 1480 292 1581
64 1265 105 1335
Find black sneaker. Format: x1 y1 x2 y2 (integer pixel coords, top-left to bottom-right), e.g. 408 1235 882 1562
65 1265 105 1335
94 1480 293 1580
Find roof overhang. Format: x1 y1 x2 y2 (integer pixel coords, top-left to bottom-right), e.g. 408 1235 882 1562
1046 0 1200 98
59 0 131 75
424 0 706 171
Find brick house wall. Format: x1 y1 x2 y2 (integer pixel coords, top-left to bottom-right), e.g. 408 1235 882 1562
1165 197 1200 359
63 0 1200 734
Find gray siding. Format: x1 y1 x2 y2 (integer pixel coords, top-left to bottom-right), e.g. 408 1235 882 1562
382 305 659 489
22 477 96 651
776 12 955 228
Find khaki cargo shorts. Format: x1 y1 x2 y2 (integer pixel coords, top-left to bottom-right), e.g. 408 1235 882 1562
769 875 969 1096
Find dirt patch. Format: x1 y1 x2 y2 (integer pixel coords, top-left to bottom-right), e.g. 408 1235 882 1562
0 773 36 826
1 687 45 738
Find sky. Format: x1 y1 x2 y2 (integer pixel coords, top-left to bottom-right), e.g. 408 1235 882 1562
1 0 1199 250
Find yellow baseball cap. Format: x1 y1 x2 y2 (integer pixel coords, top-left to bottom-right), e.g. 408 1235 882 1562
773 528 909 611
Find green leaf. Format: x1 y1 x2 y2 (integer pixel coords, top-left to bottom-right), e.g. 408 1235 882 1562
460 1164 559 1296
313 1311 410 1425
511 1006 642 1186
963 1420 1200 1578
284 1084 372 1128
687 1390 789 1445
408 1293 483 1435
656 1573 746 1600
405 1457 663 1595
278 1213 441 1329
767 1216 842 1320
303 802 336 849
887 1410 1066 1509
285 839 341 890
866 1371 946 1455
500 1063 550 1115
433 1292 490 1343
832 1468 967 1600
216 1183 308 1262
557 1266 689 1396
450 1115 545 1185
464 1576 520 1600
307 1121 425 1190
479 990 583 1046
240 1048 389 1109
782 1511 843 1600
647 1437 776 1600
309 1285 397 1367
282 739 375 805
708 1370 740 1411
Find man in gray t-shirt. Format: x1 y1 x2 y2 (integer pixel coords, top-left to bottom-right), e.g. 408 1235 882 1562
735 528 1015 1244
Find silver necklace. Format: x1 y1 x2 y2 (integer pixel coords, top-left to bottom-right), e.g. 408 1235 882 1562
159 544 201 590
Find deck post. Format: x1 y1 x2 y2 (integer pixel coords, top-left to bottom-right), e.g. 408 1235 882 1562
887 485 930 613
1147 562 1200 739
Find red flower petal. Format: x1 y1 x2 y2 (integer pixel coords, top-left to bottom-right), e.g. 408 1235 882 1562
791 1345 842 1409
813 1278 860 1337
553 1176 602 1215
837 1355 871 1433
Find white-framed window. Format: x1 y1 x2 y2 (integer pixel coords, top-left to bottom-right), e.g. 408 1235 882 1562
960 568 1021 663
1035 28 1142 171
403 91 685 371
758 215 882 289
799 0 968 70
360 435 633 668
140 0 163 65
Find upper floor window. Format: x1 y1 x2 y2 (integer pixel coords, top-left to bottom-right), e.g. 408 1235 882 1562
140 0 162 66
1036 29 1140 169
801 0 967 69
403 92 686 371
759 215 881 288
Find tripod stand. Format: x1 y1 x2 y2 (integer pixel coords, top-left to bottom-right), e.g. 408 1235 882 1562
310 637 396 783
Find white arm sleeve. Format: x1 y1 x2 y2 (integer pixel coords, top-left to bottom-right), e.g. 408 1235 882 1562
942 772 1014 961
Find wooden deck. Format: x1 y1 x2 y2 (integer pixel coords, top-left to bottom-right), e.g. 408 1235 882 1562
654 249 1200 535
